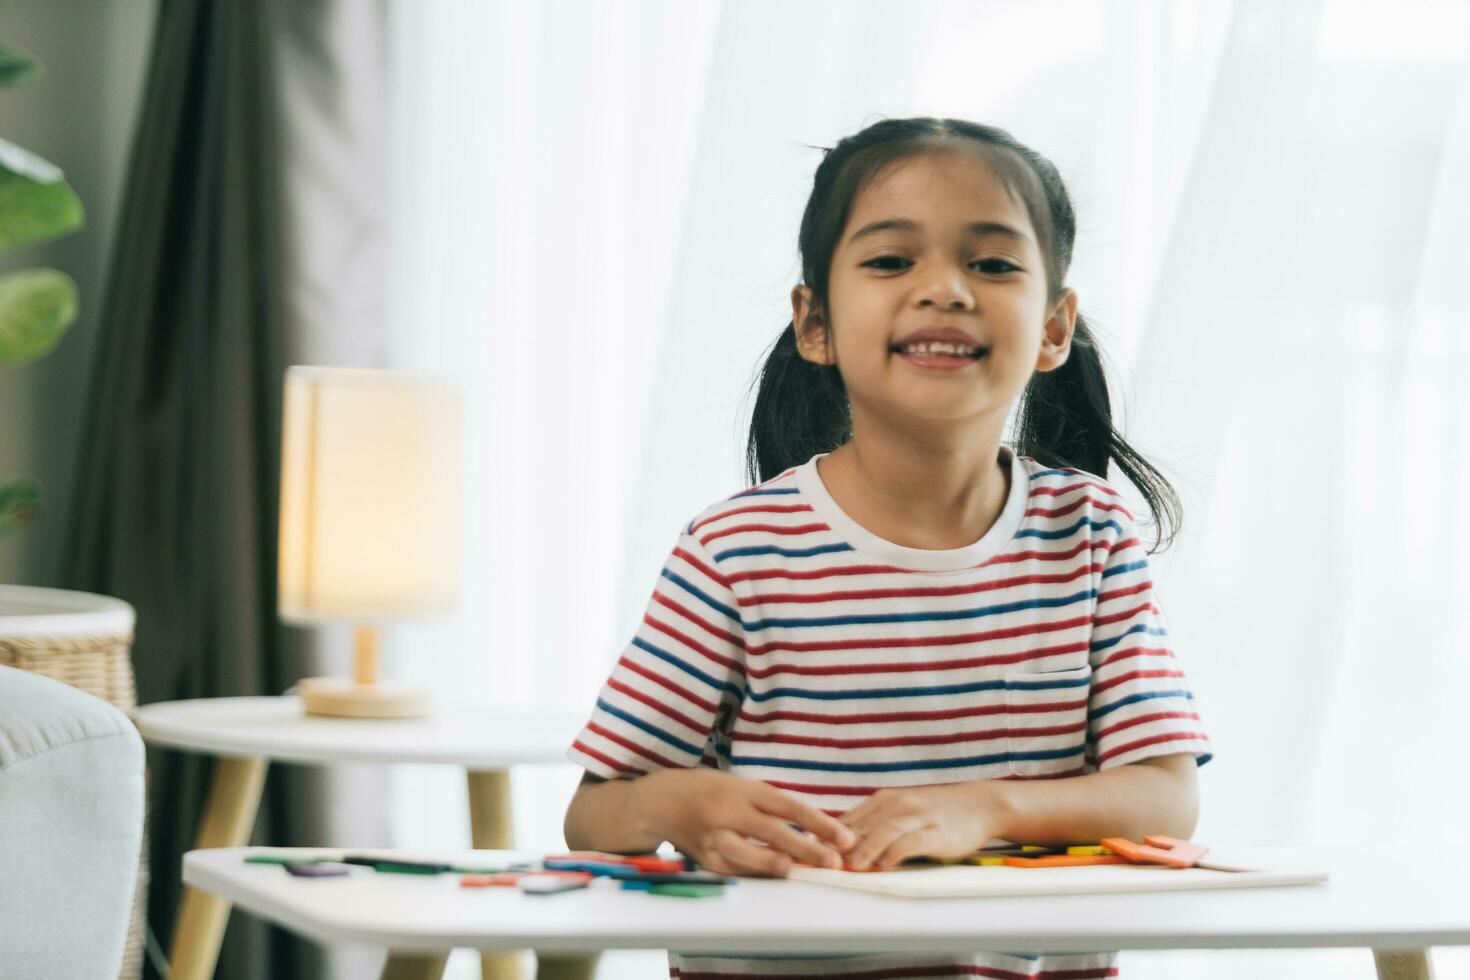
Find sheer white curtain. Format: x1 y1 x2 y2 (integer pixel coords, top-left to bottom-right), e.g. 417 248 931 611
384 1 1470 977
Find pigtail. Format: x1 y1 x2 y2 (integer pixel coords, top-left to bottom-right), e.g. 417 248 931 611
744 320 850 485
1015 312 1182 554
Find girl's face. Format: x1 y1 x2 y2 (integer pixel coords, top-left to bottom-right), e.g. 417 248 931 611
793 148 1076 437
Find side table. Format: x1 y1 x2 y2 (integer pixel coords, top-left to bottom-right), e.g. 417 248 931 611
132 696 593 980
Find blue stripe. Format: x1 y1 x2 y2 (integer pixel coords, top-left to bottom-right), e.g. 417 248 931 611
710 516 1120 562
744 588 1094 631
595 697 703 757
1005 672 1093 691
713 542 854 561
660 568 739 622
629 636 743 700
733 486 800 498
1089 622 1168 651
1101 558 1149 579
1088 687 1191 720
729 743 1083 773
1015 515 1124 539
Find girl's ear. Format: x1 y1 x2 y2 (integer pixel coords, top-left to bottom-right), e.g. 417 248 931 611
791 284 836 366
1036 289 1078 373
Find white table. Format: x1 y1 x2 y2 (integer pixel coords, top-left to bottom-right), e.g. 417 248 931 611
183 844 1454 980
132 696 590 980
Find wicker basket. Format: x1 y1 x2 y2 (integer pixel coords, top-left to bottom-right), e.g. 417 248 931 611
0 585 145 980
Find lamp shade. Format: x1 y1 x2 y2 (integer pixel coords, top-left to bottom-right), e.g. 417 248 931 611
278 366 460 624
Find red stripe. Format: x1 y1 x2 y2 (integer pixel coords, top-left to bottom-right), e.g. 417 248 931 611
760 778 895 798
724 539 1107 585
618 655 719 714
1003 697 1088 717
736 561 1101 607
585 721 680 769
1026 494 1134 520
1093 597 1158 628
1034 480 1121 501
1098 729 1208 766
1092 667 1186 696
1036 476 1126 503
761 765 1089 799
733 728 1006 750
651 590 746 649
606 677 709 736
673 546 735 590
729 562 913 585
731 714 1085 751
570 740 642 776
1093 645 1173 671
1095 579 1153 608
745 618 1093 657
1000 765 1089 781
1095 708 1202 741
643 613 745 676
691 503 815 533
741 702 1007 726
700 521 830 545
983 539 1111 569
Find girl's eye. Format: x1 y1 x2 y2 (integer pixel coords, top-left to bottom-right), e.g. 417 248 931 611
862 256 1020 274
975 259 1021 274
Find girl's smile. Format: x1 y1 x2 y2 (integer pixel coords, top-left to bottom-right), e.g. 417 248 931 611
891 324 989 370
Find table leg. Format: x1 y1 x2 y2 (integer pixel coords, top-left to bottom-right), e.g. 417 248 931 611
466 769 599 980
381 951 449 980
169 755 269 980
1373 949 1434 980
467 769 522 980
532 953 599 980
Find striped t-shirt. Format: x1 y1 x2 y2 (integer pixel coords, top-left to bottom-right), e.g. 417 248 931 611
567 445 1213 979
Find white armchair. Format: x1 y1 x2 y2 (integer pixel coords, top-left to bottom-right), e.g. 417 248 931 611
0 664 145 979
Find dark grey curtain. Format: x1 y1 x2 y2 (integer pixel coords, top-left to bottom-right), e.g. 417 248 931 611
61 1 311 977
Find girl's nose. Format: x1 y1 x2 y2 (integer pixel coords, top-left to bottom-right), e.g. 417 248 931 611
914 270 975 310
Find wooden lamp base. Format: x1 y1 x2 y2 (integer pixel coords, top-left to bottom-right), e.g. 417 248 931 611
298 677 432 718
298 626 432 719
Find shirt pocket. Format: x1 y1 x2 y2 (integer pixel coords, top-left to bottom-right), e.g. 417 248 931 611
1003 663 1092 778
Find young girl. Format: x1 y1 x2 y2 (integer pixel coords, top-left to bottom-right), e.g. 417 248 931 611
563 116 1212 979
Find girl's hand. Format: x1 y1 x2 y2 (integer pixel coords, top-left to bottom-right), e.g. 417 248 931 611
641 768 857 877
838 781 1006 870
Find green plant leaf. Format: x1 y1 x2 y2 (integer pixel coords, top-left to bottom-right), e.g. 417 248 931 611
0 44 42 88
0 137 84 249
0 268 77 366
0 476 43 537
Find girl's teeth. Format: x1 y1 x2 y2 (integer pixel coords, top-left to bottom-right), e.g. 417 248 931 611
900 342 979 356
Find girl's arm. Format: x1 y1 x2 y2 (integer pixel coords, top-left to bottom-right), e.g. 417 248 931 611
563 771 666 854
564 768 856 874
836 752 1200 870
989 752 1200 847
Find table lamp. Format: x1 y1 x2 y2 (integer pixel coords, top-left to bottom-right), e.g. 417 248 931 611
277 366 460 718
